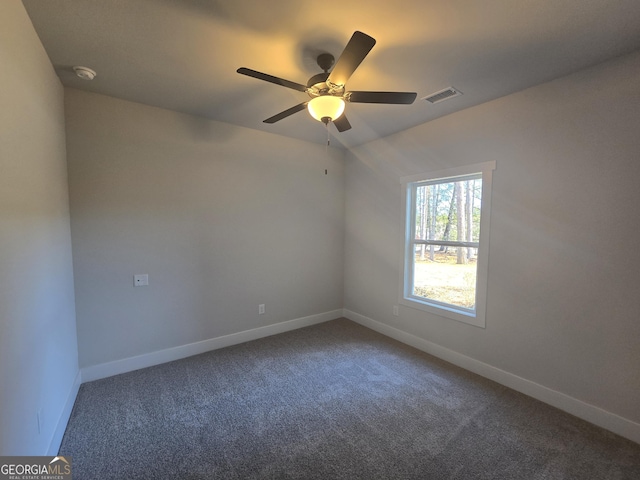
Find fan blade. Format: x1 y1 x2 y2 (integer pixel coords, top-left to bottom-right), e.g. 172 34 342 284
263 102 308 124
347 91 417 104
327 31 376 87
237 67 308 92
333 115 352 132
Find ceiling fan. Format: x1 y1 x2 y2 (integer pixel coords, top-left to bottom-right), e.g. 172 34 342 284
237 31 417 132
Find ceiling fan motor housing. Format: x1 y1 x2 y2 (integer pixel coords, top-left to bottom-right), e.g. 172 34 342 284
306 73 345 98
306 53 345 98
306 71 329 89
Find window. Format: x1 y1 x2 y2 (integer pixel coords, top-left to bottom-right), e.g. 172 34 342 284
400 161 495 327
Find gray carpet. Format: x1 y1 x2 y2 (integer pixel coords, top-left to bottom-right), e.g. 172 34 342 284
60 318 640 479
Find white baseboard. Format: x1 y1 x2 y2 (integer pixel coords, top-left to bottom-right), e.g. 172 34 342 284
343 308 640 445
47 369 81 455
81 310 343 383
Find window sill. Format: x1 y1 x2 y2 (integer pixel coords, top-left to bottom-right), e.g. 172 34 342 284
399 296 486 328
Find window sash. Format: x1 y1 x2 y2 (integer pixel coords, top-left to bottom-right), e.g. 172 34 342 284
411 240 479 248
408 174 482 245
413 172 482 188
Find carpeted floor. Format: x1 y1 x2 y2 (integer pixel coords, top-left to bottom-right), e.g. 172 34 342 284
60 318 640 479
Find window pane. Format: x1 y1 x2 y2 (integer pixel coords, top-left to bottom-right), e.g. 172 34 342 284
414 178 482 243
412 246 477 309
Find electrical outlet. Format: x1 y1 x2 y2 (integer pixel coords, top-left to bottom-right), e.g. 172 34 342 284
134 274 149 287
393 305 399 316
258 304 265 315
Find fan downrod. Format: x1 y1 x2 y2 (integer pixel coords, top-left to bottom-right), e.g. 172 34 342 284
307 53 337 90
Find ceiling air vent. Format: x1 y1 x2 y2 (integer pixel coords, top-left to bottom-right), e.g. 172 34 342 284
423 87 462 104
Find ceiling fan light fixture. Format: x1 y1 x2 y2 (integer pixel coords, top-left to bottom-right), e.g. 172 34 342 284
307 96 345 123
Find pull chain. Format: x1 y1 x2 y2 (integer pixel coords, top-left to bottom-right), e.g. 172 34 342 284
326 120 331 153
324 121 330 175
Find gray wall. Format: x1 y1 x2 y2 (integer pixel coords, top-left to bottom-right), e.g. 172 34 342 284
0 1 79 455
344 50 640 424
64 89 345 368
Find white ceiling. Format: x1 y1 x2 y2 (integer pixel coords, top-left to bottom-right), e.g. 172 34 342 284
22 0 640 148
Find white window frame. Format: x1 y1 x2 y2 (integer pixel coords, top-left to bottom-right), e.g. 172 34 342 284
399 161 496 328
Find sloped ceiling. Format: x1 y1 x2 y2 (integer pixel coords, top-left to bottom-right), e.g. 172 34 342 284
22 0 640 148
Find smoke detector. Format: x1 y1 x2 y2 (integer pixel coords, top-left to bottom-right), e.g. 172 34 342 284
73 66 97 81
